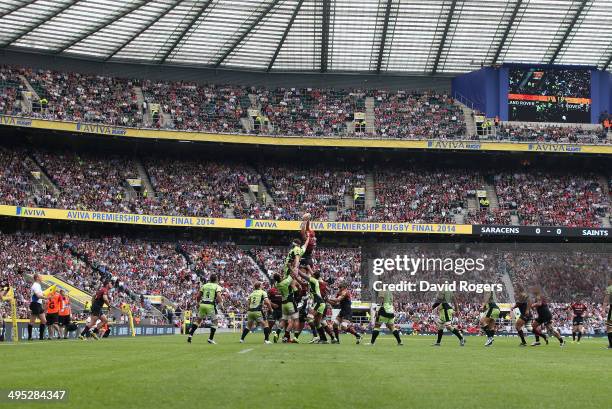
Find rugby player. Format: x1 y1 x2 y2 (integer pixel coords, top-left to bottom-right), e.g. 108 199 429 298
266 285 284 343
431 290 465 347
28 274 48 341
293 281 314 341
530 286 565 347
605 278 612 349
479 289 500 347
300 213 317 275
80 280 113 340
187 274 224 344
566 300 588 343
512 290 533 347
240 282 273 344
273 272 302 343
283 236 310 279
368 290 402 346
329 281 362 344
298 269 329 343
0 282 7 341
319 276 337 343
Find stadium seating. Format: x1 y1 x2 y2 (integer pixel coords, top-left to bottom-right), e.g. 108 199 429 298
0 146 609 227
1 65 609 144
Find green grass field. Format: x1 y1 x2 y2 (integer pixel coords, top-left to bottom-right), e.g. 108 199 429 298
1 333 610 409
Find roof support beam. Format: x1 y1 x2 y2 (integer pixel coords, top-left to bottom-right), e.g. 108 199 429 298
431 0 456 74
215 0 280 68
55 0 148 54
320 0 330 72
1 0 79 48
548 0 588 64
604 54 612 71
0 0 39 19
267 0 304 72
375 0 393 74
492 0 523 64
158 0 212 64
104 0 182 62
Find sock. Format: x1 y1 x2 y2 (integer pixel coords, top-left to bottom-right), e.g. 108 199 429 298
481 326 489 337
518 329 526 344
241 328 249 340
451 328 463 340
607 332 612 347
28 324 33 339
392 330 402 344
81 326 90 337
333 327 340 340
371 329 380 344
284 330 290 340
572 332 576 341
324 325 335 340
485 329 494 338
264 327 271 341
189 324 198 336
541 333 548 341
436 329 443 344
209 327 216 340
275 328 282 336
317 326 327 341
577 332 582 342
39 324 45 340
535 334 540 342
295 330 301 339
311 326 318 337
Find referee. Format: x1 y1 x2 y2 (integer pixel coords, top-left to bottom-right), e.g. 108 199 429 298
27 274 47 341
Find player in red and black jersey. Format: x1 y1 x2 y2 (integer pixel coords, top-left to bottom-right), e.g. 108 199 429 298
512 290 533 347
567 301 588 343
530 287 565 347
267 285 283 343
79 280 113 340
300 213 317 274
329 282 362 344
318 277 337 343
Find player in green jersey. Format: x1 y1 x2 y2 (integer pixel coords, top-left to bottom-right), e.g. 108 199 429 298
297 269 329 343
480 289 500 347
368 290 402 346
431 290 465 347
240 282 273 344
283 236 310 279
604 278 611 349
273 272 302 343
187 274 223 344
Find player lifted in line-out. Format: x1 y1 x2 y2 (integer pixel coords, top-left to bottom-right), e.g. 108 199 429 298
300 213 317 276
188 274 224 344
604 278 612 349
513 290 533 347
297 269 329 343
28 274 48 341
479 289 500 347
368 289 402 346
80 280 113 340
431 290 465 347
241 282 273 344
530 286 565 347
566 299 588 344
329 281 363 344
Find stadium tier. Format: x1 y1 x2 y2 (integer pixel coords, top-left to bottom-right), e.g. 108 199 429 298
0 145 609 228
0 66 609 146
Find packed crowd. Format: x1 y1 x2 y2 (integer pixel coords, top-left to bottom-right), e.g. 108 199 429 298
495 123 607 143
0 66 24 116
494 172 607 227
373 91 466 139
1 146 610 227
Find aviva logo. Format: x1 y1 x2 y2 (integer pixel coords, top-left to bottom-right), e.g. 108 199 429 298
251 220 278 229
16 207 46 217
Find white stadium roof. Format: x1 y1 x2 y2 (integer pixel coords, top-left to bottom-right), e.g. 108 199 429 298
0 0 611 74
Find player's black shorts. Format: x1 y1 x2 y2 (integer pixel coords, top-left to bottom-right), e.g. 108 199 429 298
535 314 552 326
378 307 395 320
29 302 44 315
91 302 104 317
299 252 313 267
268 308 282 322
59 315 71 326
572 316 584 326
518 314 532 323
338 306 352 321
46 313 59 325
298 303 308 323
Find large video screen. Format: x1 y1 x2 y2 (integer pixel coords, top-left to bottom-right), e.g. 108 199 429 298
508 67 591 123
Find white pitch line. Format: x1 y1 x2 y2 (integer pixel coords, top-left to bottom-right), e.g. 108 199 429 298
238 348 253 354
